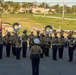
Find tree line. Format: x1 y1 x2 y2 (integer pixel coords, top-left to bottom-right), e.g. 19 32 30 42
0 0 76 14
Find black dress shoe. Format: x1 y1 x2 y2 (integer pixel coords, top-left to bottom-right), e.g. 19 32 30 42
68 60 72 62
59 57 63 59
53 59 57 61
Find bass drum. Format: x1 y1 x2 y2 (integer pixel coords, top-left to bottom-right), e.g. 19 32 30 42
13 22 21 32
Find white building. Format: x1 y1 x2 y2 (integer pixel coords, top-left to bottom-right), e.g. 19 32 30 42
32 7 50 14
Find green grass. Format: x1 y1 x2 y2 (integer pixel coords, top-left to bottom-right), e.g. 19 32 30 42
1 13 76 35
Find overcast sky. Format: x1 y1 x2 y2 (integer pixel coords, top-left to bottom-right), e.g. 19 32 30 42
4 0 76 2
4 0 76 6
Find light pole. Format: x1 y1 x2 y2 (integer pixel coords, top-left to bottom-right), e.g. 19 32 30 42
44 0 46 17
74 5 75 14
33 1 35 16
62 0 64 20
33 1 37 15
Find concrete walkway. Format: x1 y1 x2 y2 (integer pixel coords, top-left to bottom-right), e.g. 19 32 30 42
0 46 76 75
33 15 76 21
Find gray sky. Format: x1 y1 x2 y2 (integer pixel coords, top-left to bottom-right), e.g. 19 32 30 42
4 0 76 6
4 0 76 2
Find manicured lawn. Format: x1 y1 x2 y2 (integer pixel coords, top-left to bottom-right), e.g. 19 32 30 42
1 13 76 35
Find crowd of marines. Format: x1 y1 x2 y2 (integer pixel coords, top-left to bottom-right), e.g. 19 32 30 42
0 28 76 62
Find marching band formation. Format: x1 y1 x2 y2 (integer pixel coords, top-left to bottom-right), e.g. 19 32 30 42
0 24 76 63
0 20 76 75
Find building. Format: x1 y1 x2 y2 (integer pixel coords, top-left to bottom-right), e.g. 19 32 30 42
32 7 50 14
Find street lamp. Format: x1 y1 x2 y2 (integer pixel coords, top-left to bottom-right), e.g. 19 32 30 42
62 0 64 20
32 1 38 16
44 0 46 17
33 1 35 16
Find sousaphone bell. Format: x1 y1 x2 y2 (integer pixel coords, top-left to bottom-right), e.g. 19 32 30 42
12 22 21 32
45 25 53 34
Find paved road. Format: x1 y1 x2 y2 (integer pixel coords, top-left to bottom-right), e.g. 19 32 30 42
33 15 76 20
0 46 76 75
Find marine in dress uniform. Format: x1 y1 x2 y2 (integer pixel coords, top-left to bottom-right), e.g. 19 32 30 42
35 30 41 47
15 36 22 60
67 31 74 47
44 33 51 57
22 30 28 58
11 32 17 56
0 31 4 59
67 31 75 62
29 32 35 49
36 30 40 39
5 32 12 57
52 31 58 60
58 31 65 59
39 33 46 58
30 38 42 75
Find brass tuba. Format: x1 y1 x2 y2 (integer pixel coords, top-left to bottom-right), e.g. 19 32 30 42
45 25 53 35
12 22 21 32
